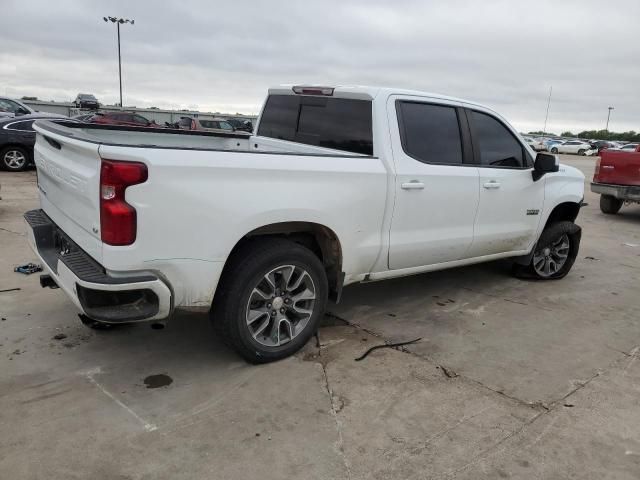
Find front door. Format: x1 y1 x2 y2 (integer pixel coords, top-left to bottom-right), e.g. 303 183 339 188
388 97 480 270
465 109 544 257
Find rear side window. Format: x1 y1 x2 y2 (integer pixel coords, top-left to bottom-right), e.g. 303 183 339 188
5 120 35 131
470 111 524 168
257 95 373 155
396 102 463 165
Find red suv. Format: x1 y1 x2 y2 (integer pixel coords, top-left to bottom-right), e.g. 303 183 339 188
88 112 159 128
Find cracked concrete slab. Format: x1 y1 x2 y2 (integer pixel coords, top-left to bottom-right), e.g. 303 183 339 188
309 325 542 479
453 347 640 480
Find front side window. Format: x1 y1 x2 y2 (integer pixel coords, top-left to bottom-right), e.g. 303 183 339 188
218 121 234 131
257 94 373 155
0 99 21 113
133 115 149 124
396 101 463 165
470 111 524 168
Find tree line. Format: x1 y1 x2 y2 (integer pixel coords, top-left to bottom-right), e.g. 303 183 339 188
527 130 640 142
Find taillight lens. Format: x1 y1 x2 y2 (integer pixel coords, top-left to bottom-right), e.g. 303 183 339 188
100 160 148 245
594 157 601 177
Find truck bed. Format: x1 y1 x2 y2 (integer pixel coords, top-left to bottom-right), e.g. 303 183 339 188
34 120 367 157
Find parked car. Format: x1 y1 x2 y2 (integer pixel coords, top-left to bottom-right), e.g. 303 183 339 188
549 140 596 155
27 84 584 363
225 118 253 132
0 114 75 171
523 137 545 151
618 143 639 152
178 117 250 135
0 97 35 118
592 144 640 214
88 111 159 128
544 138 563 151
590 140 616 154
74 94 99 110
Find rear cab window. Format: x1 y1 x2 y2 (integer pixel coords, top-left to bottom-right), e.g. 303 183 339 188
257 94 373 155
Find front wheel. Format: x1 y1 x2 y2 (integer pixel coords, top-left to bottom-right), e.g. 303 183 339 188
600 195 623 214
551 148 558 154
578 149 586 156
212 238 328 363
513 221 581 280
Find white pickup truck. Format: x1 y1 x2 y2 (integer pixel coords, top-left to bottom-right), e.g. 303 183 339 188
26 85 584 363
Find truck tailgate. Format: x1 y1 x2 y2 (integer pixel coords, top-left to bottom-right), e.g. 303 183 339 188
33 121 103 263
597 150 640 186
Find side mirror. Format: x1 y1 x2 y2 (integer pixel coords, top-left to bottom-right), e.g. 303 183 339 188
532 152 559 181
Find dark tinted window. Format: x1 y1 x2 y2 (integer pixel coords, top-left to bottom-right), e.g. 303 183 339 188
470 111 524 168
257 94 373 155
133 115 149 124
178 118 192 127
397 102 463 165
6 120 35 131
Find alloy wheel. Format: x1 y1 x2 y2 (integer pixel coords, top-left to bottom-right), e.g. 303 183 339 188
245 264 316 347
533 234 570 277
3 150 26 170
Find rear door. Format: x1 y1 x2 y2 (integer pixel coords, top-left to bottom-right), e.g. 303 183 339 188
466 108 544 257
32 122 104 262
387 97 479 269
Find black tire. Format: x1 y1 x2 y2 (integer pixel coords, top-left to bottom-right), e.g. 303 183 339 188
551 147 558 154
600 195 623 214
578 149 585 156
513 221 581 280
78 314 117 330
1 146 29 171
211 238 328 364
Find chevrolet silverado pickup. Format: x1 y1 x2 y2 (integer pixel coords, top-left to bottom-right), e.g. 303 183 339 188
592 144 640 214
26 85 585 363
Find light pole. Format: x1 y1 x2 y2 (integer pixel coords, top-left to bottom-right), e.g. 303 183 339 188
605 106 614 137
103 16 135 109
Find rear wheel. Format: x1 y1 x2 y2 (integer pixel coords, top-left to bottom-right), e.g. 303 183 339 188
600 194 623 214
551 147 558 154
212 238 328 363
1 146 29 171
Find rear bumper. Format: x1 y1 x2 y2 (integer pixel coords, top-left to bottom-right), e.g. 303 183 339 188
591 182 640 202
24 209 172 323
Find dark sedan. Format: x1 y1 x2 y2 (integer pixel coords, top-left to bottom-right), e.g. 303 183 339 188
74 93 99 110
0 114 71 171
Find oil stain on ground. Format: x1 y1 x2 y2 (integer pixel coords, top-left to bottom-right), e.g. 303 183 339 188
143 373 173 389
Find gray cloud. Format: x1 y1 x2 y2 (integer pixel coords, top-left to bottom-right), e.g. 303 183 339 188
2 0 639 132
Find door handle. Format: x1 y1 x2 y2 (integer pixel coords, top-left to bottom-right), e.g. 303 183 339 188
401 181 425 190
483 181 501 189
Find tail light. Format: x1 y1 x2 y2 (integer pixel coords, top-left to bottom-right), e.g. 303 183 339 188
594 157 601 178
100 160 148 245
292 86 334 96
191 119 196 130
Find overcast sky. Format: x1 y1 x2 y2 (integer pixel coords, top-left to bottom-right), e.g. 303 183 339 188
2 0 638 133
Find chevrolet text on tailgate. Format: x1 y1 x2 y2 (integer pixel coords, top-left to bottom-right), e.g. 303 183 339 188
26 85 585 363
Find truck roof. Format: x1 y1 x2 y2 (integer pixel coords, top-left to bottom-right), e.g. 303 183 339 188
268 84 490 111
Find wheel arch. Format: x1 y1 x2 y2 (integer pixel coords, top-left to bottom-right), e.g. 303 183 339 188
543 201 581 229
222 221 344 302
